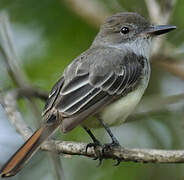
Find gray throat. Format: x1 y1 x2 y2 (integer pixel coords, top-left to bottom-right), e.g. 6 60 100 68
93 37 152 60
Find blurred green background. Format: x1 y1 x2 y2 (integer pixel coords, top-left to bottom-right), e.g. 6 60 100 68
0 0 184 180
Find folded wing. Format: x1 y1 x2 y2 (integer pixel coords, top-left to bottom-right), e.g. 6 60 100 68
42 50 145 132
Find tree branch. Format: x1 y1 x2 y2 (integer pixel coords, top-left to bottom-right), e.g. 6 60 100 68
17 87 48 101
2 91 33 140
0 12 29 87
1 90 184 164
42 140 184 163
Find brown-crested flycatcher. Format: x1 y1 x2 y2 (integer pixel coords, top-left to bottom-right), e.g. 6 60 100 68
0 12 176 177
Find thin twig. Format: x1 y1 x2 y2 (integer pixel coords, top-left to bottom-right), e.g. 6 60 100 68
62 0 111 27
3 91 33 140
17 87 48 100
134 93 184 117
0 12 29 87
145 0 176 26
145 0 176 55
49 151 65 180
152 56 184 80
145 0 161 24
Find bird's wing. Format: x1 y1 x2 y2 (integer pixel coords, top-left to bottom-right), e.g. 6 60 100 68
42 76 65 116
42 49 145 132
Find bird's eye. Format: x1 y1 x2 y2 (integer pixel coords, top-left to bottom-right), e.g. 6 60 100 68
120 27 129 34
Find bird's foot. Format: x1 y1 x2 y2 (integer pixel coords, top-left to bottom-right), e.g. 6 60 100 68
102 140 122 166
86 140 104 166
102 140 120 154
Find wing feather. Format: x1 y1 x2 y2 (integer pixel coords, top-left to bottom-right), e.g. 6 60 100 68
101 72 117 91
58 83 94 112
61 74 89 95
61 88 102 116
42 77 64 116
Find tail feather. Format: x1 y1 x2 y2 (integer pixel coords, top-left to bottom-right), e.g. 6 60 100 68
0 125 53 178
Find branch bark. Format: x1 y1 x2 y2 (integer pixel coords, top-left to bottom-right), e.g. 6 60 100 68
42 140 184 163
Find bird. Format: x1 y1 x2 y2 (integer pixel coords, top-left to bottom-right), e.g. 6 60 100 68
0 12 176 177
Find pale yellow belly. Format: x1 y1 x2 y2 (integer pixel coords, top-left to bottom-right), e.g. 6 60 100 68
82 77 148 128
100 84 145 126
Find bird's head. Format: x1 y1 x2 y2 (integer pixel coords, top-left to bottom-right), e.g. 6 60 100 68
92 12 176 58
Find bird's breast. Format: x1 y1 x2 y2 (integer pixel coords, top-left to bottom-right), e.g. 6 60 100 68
100 59 150 127
82 60 150 128
100 80 147 126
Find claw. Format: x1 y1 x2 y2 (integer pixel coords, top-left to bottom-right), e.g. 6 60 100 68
85 140 101 154
86 143 94 154
85 141 104 166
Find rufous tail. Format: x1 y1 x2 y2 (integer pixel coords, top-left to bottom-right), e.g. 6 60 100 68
0 123 58 178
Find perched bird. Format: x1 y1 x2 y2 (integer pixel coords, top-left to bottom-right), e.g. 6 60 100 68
0 12 176 177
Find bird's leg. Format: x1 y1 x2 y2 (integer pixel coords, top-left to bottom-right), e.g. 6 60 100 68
83 127 101 152
83 126 101 152
100 120 120 148
99 119 121 165
83 126 103 164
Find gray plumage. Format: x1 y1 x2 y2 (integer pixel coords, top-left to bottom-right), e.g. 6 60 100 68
42 12 176 133
42 12 152 132
43 46 147 132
